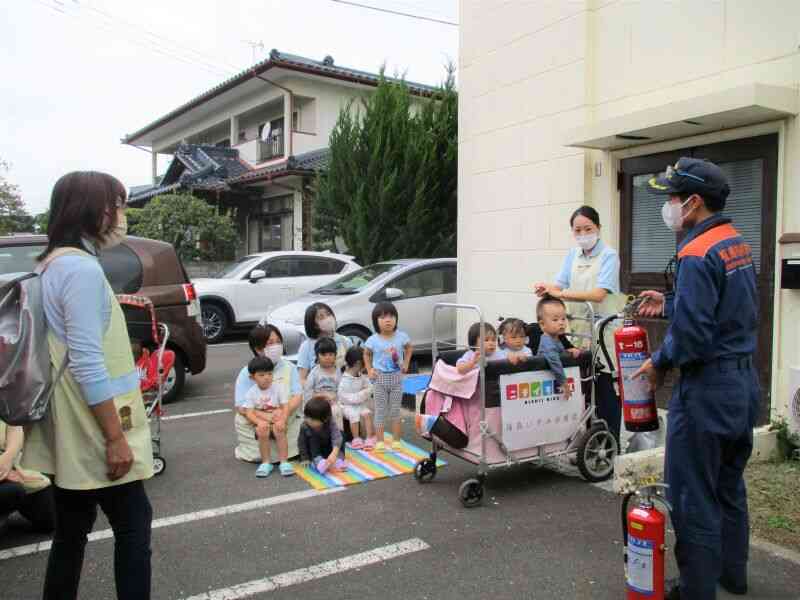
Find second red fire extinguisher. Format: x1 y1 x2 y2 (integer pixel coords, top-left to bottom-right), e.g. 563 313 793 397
622 484 672 600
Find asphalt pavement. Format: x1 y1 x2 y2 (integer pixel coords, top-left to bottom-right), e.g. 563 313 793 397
2 342 799 599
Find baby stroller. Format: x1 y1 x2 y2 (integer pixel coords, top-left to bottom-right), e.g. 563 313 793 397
414 302 619 507
117 294 174 476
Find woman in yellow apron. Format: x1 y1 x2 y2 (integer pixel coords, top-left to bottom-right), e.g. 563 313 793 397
21 171 153 600
234 324 304 468
534 205 624 443
0 420 55 534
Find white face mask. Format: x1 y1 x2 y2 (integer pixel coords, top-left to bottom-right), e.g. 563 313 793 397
661 197 694 232
99 211 127 249
318 316 336 334
264 343 283 363
575 233 599 251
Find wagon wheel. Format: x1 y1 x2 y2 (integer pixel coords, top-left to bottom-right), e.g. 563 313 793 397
576 424 618 482
414 458 437 483
152 455 167 476
458 478 484 508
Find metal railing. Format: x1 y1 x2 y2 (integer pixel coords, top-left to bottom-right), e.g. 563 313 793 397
259 133 284 160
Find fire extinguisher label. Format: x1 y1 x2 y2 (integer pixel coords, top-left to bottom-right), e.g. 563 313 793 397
619 352 653 406
627 535 655 595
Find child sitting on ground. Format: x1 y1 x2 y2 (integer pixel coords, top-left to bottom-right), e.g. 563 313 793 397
498 318 533 365
536 296 582 399
303 337 344 429
338 346 375 450
457 322 503 374
298 397 348 474
242 356 293 478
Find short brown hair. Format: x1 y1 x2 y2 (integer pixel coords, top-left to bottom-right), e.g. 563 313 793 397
498 317 525 338
536 295 566 321
40 171 126 259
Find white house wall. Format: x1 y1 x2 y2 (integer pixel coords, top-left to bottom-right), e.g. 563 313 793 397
458 0 800 419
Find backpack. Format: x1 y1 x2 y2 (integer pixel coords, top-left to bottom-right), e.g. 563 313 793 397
0 249 73 425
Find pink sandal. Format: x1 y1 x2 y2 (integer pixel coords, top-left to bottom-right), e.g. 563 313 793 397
364 437 377 449
350 437 365 450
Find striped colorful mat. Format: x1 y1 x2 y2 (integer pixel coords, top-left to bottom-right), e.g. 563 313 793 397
293 436 446 490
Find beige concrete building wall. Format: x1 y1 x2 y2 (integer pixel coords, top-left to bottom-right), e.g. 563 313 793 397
458 0 800 418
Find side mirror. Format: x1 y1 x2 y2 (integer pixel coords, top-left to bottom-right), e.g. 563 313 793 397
250 269 266 282
384 287 404 300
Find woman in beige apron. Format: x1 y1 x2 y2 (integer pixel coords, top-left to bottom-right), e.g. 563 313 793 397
21 171 153 600
234 324 304 466
534 205 624 443
0 421 55 534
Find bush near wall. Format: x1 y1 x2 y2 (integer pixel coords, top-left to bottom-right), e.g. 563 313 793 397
127 193 237 262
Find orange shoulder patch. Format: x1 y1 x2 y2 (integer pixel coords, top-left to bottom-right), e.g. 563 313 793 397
678 224 739 259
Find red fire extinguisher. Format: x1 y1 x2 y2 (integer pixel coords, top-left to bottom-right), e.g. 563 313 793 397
614 314 659 432
622 484 672 600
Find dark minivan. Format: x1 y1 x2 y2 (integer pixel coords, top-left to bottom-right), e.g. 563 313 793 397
0 235 206 402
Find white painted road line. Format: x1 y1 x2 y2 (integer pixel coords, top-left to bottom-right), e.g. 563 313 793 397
162 408 232 421
180 538 430 600
0 488 344 562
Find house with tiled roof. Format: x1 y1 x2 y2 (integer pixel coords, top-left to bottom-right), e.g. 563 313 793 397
123 49 437 255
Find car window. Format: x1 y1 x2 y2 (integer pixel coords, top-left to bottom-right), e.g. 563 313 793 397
217 255 258 278
296 258 342 276
98 244 143 294
442 265 457 293
313 262 399 295
388 266 454 300
262 258 292 278
0 244 45 275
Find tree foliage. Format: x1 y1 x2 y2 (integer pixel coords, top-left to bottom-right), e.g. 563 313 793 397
0 160 33 235
314 67 457 263
127 193 237 262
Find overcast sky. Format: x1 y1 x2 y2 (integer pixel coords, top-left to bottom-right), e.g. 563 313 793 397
1 0 458 214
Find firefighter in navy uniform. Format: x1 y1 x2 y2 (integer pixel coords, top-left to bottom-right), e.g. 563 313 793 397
632 157 760 600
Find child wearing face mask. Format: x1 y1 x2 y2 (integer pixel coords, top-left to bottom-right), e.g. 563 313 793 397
536 296 582 400
457 322 503 374
498 318 533 365
296 302 353 384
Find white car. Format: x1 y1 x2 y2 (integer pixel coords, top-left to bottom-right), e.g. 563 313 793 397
194 251 360 343
267 258 457 358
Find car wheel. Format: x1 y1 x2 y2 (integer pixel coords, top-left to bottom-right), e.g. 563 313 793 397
201 303 228 344
162 351 186 404
338 326 368 347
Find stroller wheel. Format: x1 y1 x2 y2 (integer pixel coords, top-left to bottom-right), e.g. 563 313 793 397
576 424 618 482
414 458 437 483
152 455 166 476
458 478 484 508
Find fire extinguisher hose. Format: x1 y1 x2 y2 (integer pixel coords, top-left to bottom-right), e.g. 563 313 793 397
597 313 619 375
621 491 635 567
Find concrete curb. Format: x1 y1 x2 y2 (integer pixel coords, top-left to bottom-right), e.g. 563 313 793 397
613 426 778 494
749 537 800 566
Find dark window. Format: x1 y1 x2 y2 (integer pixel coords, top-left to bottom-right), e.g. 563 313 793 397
389 266 455 300
98 244 143 294
261 258 291 278
442 265 457 293
296 258 342 276
0 244 45 275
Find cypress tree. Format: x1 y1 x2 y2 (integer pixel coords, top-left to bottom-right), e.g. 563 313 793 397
315 67 457 264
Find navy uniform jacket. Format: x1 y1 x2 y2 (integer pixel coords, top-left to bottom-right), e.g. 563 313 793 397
652 215 758 370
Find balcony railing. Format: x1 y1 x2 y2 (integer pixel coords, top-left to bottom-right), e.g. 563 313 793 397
259 133 284 161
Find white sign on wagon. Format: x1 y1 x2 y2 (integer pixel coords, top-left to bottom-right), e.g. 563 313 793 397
499 367 584 451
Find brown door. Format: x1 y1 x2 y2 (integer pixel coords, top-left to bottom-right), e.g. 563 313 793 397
619 134 778 423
